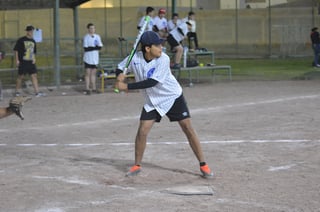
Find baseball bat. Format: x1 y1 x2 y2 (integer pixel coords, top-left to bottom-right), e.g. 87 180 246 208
114 16 150 93
123 15 150 74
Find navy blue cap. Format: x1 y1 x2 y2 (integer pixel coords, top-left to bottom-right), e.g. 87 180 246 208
140 31 163 46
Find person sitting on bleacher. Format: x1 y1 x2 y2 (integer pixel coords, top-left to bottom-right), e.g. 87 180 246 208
166 21 192 69
182 11 199 51
167 13 182 32
153 8 168 41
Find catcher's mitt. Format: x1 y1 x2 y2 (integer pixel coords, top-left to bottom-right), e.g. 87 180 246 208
9 96 32 120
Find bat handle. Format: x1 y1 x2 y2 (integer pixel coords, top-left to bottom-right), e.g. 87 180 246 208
114 68 128 93
122 67 128 75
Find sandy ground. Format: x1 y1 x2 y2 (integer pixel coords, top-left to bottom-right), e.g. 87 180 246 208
0 80 320 212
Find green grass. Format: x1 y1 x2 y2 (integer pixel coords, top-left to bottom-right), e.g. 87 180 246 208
177 57 319 81
1 56 319 88
214 57 317 81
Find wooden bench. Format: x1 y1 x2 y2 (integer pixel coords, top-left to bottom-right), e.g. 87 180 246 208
98 57 135 92
173 65 232 86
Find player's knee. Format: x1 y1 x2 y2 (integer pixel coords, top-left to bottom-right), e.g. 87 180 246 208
176 45 183 52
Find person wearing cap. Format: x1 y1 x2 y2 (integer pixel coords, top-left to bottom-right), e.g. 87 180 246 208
115 31 214 178
167 21 192 69
153 8 168 40
310 27 320 67
13 25 44 97
137 6 155 32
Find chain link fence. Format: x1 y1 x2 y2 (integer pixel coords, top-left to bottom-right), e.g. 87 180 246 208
0 1 318 87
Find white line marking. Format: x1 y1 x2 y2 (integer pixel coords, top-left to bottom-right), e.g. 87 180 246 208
35 208 64 212
17 144 36 146
32 175 95 185
268 164 297 171
216 198 292 211
0 139 318 147
191 94 320 114
40 144 58 147
0 94 319 133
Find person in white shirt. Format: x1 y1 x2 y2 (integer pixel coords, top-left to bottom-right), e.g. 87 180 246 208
183 11 199 51
115 31 214 178
166 21 192 69
83 23 103 95
152 8 168 40
167 13 182 32
137 6 155 31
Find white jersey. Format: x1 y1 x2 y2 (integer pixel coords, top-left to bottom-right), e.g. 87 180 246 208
153 16 168 31
83 33 103 65
118 52 182 116
167 19 182 32
188 19 196 32
182 17 196 32
138 15 154 31
169 22 189 43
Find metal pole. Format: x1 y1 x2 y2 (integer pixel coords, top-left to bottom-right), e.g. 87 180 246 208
235 0 239 56
166 0 169 19
172 0 176 15
120 0 123 57
312 0 315 27
268 0 272 57
73 6 81 79
54 0 60 88
104 0 107 52
120 0 122 38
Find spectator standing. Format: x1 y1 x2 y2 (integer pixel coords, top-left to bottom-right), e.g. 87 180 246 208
310 27 320 67
14 25 44 97
83 23 103 95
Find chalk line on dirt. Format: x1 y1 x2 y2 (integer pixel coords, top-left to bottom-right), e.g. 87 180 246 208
0 94 319 133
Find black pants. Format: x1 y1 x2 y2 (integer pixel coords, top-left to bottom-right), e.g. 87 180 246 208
187 32 199 49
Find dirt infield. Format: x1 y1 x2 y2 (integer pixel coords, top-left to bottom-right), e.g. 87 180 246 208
1 80 320 212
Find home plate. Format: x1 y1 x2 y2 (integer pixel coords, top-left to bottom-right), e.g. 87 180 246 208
164 185 214 195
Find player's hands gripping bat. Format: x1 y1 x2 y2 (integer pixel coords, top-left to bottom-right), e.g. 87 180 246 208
9 96 32 120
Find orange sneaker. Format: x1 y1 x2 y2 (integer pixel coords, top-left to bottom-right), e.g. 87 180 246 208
200 164 214 178
126 165 141 177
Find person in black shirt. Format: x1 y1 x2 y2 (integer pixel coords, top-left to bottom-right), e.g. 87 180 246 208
14 25 45 97
310 27 320 67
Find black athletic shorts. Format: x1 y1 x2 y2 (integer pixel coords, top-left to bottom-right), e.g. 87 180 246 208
84 62 98 69
167 34 180 48
140 94 190 122
18 61 37 75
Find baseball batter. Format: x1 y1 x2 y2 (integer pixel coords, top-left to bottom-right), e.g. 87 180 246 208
115 31 213 178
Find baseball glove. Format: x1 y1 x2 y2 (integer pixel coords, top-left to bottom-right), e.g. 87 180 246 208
9 96 32 120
